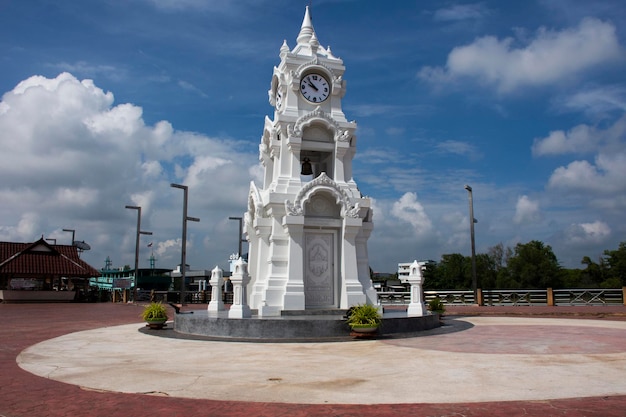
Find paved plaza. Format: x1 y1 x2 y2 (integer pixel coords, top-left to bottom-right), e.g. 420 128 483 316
1 303 626 416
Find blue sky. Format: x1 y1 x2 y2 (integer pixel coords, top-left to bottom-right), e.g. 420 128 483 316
1 0 625 274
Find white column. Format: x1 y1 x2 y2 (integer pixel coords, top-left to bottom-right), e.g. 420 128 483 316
340 216 366 308
282 214 306 310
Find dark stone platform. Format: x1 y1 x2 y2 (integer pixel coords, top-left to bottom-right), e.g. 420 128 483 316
173 309 440 342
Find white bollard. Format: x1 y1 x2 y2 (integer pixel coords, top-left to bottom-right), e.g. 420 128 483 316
404 260 428 316
228 257 251 318
207 266 225 312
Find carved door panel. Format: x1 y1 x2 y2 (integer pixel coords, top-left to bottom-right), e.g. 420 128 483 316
304 231 336 308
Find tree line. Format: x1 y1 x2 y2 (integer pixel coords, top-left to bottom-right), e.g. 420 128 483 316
421 240 626 290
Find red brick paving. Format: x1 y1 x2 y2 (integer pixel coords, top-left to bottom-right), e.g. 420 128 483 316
1 302 626 417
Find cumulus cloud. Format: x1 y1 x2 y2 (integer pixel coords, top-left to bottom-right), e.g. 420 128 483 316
532 124 599 156
548 153 626 193
564 221 611 245
533 115 626 156
390 192 433 234
513 195 541 224
418 18 623 93
0 73 258 269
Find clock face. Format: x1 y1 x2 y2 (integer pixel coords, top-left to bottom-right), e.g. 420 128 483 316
300 73 330 103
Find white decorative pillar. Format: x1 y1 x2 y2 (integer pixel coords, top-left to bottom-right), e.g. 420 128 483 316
402 260 427 316
282 214 306 310
207 265 224 313
229 258 252 318
340 216 367 308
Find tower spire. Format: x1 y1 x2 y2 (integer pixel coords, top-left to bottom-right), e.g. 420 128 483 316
296 6 315 45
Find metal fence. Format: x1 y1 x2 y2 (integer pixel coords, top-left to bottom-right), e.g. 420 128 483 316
137 290 234 305
553 288 624 306
378 288 625 306
133 288 624 307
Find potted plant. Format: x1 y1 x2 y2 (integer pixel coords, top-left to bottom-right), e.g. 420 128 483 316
141 302 169 329
346 303 382 334
428 297 446 319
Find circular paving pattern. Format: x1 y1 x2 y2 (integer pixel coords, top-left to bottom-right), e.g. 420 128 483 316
17 316 626 405
384 321 626 354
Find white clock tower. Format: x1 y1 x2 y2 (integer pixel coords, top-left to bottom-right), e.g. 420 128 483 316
245 7 377 316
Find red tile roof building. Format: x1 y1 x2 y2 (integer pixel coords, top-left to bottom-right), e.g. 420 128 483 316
0 238 99 301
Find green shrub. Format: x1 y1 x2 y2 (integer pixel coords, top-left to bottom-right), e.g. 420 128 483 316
346 303 382 327
428 297 445 314
141 302 169 321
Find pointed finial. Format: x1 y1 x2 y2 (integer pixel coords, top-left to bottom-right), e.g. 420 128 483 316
280 39 289 58
310 31 319 53
297 6 315 45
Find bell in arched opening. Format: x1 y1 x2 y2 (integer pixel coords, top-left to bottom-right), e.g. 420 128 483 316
301 157 313 175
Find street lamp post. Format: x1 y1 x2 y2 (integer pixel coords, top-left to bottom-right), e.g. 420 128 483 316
464 185 478 303
125 205 152 301
228 216 245 258
62 228 75 245
171 183 200 305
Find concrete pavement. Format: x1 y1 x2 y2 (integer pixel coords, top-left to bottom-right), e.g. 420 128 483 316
1 303 626 416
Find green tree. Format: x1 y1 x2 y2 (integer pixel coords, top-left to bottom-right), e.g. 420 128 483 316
426 253 470 289
482 243 513 289
580 256 607 287
506 240 562 288
602 241 626 286
475 253 497 289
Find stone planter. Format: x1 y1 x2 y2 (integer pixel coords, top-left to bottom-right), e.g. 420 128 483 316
145 319 167 330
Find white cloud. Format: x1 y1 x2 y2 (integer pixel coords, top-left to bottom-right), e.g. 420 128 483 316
434 140 482 160
155 238 183 259
558 85 626 116
433 3 490 22
533 114 626 156
513 195 541 224
178 80 208 98
532 124 598 156
0 72 258 270
390 192 433 234
419 18 623 93
564 220 611 245
47 61 126 82
548 152 626 193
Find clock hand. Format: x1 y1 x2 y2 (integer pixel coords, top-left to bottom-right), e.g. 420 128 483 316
307 80 319 91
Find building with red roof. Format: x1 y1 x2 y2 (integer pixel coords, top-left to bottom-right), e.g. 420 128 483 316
0 237 99 303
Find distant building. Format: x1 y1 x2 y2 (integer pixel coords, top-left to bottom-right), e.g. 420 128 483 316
0 237 100 302
90 255 171 291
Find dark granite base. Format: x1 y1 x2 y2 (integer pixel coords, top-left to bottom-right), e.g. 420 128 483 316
173 310 440 342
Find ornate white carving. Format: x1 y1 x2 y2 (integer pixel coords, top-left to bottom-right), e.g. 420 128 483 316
285 173 361 218
248 182 265 219
294 108 342 140
308 243 328 277
285 199 303 216
294 58 337 81
287 123 301 138
337 129 352 142
346 202 361 219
